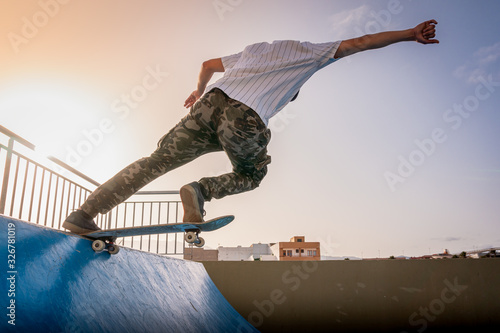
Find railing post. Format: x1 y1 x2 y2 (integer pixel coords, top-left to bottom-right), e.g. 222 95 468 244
0 138 14 215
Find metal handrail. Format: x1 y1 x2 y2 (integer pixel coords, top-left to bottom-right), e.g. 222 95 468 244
1 124 183 255
0 125 35 150
134 190 180 195
0 125 100 187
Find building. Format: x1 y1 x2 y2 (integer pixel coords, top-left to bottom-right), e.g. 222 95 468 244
218 245 253 261
184 237 322 262
271 236 321 261
183 244 278 261
467 247 500 258
218 243 277 261
183 248 218 261
431 249 454 259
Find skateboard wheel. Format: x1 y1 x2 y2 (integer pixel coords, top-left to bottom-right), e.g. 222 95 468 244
185 232 197 244
195 237 205 248
92 240 106 253
108 245 120 255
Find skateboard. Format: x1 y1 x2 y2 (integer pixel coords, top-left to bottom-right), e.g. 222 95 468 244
82 215 234 255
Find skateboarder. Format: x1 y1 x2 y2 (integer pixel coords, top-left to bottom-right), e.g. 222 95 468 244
63 20 438 234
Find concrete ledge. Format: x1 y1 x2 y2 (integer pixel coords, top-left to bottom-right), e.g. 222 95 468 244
203 260 500 332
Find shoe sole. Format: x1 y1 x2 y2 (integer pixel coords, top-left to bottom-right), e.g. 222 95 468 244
62 220 100 235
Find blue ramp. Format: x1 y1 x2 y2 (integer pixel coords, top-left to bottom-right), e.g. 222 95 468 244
0 215 258 333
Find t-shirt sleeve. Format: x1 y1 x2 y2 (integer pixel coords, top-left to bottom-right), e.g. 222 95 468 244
220 51 242 71
303 41 342 68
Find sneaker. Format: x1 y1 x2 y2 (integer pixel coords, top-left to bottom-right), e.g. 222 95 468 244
180 182 206 222
62 210 101 234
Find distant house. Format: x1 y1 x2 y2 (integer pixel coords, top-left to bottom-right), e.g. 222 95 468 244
270 236 321 261
184 248 219 261
431 249 453 259
218 243 277 261
184 236 321 261
410 255 433 260
468 248 500 258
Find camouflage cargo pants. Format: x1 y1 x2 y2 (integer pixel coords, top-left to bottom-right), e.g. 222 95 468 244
81 88 272 217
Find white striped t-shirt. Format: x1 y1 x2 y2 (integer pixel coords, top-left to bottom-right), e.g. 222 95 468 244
206 40 341 126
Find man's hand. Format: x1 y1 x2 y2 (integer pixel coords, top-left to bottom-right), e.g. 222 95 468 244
184 90 202 108
413 20 439 44
184 58 224 109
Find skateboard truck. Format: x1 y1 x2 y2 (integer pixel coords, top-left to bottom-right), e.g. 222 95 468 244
91 237 120 255
184 229 205 248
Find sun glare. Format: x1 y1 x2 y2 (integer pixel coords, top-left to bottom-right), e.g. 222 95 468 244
1 80 104 159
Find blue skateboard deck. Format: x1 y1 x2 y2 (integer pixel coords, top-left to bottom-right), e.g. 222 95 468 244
83 215 234 254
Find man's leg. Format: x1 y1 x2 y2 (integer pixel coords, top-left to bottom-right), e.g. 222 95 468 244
63 97 222 233
197 92 272 201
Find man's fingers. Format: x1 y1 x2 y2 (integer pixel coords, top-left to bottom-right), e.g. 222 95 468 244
184 95 194 108
423 36 439 44
184 93 200 108
423 27 436 35
424 31 436 38
423 26 435 33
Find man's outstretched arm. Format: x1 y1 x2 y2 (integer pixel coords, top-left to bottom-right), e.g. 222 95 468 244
334 20 438 59
184 58 224 108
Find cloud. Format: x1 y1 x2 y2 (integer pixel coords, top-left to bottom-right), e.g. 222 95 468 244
328 3 405 40
328 5 371 38
453 41 500 83
475 42 500 65
430 236 464 242
444 237 463 242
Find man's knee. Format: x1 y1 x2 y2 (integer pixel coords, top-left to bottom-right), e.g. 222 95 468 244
240 165 268 187
256 165 268 182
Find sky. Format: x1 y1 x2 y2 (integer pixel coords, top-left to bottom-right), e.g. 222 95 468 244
1 0 499 258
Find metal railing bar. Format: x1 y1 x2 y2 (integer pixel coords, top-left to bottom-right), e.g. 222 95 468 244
115 208 119 230
36 169 46 224
157 202 161 254
51 176 59 228
123 203 128 228
19 159 29 219
175 202 179 254
148 202 152 253
123 201 181 204
0 145 3 196
71 184 77 213
165 202 170 254
28 164 38 221
44 172 53 226
0 138 14 215
9 155 20 216
58 179 66 229
135 190 179 195
131 203 136 248
140 202 145 250
65 182 71 221
106 210 112 230
77 187 81 207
